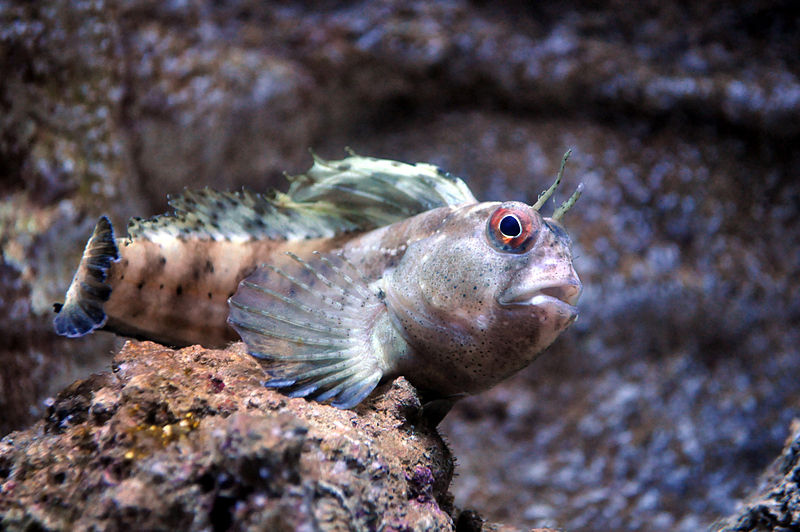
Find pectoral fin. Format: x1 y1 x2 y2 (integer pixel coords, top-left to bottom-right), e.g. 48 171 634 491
228 251 390 409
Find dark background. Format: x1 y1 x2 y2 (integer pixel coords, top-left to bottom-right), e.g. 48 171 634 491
1 1 799 529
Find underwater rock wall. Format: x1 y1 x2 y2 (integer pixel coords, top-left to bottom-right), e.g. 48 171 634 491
714 421 800 531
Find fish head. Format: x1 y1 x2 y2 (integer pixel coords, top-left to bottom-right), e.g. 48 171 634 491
384 201 582 394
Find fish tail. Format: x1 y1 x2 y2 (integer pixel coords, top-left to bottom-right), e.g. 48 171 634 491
53 216 119 337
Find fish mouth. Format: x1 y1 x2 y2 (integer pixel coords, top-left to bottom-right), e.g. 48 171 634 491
498 281 582 315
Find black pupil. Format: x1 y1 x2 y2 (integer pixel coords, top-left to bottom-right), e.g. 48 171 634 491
499 215 522 237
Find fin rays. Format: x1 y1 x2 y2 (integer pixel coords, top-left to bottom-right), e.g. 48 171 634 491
128 153 476 243
284 252 368 306
54 216 119 338
228 298 352 337
238 278 360 326
226 317 352 348
228 251 387 409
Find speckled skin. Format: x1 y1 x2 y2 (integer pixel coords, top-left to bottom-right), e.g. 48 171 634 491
341 202 581 397
103 236 346 347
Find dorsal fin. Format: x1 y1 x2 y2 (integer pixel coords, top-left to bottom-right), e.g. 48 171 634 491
127 153 477 242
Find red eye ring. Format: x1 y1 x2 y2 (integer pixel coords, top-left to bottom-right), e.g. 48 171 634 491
487 204 538 253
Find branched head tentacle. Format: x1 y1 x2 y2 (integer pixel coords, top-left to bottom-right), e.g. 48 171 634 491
533 148 572 211
552 182 584 221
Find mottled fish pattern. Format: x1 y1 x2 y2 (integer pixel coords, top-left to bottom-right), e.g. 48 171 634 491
55 152 583 416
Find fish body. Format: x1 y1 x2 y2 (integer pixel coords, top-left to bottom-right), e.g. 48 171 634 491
103 235 346 347
55 153 582 412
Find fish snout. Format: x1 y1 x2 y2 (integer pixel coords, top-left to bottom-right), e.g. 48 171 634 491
498 275 582 310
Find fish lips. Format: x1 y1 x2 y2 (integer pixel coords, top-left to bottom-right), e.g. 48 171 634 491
498 280 582 321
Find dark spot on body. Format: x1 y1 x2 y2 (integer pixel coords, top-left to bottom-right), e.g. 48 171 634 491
208 292 213 299
137 281 144 290
176 285 183 296
205 260 215 274
159 284 164 290
158 255 166 266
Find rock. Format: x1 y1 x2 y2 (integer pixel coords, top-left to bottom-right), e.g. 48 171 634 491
714 420 800 531
0 341 458 530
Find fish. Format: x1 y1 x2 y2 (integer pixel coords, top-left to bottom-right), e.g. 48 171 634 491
54 150 583 417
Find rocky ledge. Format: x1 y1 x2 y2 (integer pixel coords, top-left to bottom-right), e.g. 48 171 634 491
0 341 483 531
715 420 800 531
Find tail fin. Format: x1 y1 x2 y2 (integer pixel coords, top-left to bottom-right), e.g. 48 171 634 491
53 216 119 337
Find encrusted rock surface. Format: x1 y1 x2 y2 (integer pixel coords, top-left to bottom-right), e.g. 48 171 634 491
714 420 800 531
0 341 458 531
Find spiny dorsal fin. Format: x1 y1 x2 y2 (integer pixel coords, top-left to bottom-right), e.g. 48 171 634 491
127 153 477 242
228 251 397 408
128 189 362 242
287 152 477 225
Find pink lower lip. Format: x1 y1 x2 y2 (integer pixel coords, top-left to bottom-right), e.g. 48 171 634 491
527 294 578 313
501 293 579 316
525 294 578 314
500 280 582 308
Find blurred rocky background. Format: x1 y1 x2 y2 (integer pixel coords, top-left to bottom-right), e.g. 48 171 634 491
1 0 798 530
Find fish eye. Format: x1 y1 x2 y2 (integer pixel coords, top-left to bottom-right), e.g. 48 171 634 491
487 204 538 253
499 215 522 238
